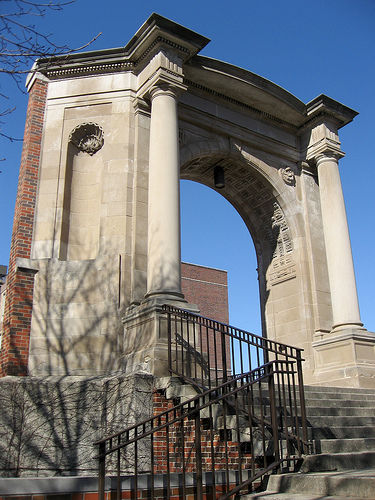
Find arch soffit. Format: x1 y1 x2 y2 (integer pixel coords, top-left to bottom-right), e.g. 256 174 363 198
181 139 298 220
180 139 301 262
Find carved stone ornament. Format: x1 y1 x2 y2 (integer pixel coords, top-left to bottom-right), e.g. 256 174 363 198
279 166 295 186
69 122 104 155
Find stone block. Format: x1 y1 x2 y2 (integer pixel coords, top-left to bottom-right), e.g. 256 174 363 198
0 374 153 477
313 329 375 387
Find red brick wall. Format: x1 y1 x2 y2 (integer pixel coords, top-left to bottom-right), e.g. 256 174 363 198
181 262 229 324
152 389 252 474
0 78 48 377
181 263 230 373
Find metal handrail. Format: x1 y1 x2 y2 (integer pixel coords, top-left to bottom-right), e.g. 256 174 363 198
163 304 304 364
97 360 309 499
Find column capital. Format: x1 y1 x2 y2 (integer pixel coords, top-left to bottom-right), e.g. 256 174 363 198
137 60 188 100
149 81 187 101
314 150 344 166
304 119 345 164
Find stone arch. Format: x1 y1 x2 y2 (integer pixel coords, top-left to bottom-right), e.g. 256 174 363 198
180 139 301 341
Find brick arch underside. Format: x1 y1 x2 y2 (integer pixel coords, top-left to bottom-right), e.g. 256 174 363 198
180 148 296 338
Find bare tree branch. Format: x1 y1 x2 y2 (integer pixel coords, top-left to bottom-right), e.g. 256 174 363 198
0 0 101 148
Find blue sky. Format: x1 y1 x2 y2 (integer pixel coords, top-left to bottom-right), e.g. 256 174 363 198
1 0 374 335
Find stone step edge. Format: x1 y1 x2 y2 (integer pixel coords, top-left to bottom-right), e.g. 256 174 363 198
267 467 375 493
241 493 370 500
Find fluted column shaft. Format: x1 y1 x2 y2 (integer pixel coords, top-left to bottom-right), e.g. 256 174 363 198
146 85 184 300
316 153 363 330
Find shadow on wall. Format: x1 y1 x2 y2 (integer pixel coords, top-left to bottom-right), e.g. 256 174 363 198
0 242 155 478
0 372 154 477
29 246 125 377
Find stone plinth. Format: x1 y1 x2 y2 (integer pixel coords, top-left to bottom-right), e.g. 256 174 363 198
313 329 375 388
122 299 199 378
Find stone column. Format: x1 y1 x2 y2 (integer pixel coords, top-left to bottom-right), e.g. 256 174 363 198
146 84 184 301
316 152 363 331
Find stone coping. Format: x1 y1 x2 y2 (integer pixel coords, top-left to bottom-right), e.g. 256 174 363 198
0 471 250 494
0 476 99 495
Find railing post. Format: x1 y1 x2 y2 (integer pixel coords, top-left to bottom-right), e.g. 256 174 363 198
98 442 105 500
167 308 172 375
296 351 308 454
221 325 228 383
268 363 280 469
194 400 203 500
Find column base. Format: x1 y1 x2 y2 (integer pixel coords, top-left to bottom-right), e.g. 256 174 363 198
143 289 187 303
331 321 365 332
121 299 199 377
312 328 375 388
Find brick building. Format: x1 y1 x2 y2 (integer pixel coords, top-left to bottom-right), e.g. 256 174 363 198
181 262 228 325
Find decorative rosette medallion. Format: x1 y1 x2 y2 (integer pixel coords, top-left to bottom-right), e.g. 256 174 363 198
69 122 104 155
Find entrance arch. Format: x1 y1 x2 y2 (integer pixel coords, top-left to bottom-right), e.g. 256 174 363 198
180 179 261 335
7 13 372 387
179 140 317 377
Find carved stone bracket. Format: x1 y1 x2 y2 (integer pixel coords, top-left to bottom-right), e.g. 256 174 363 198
279 166 296 186
69 122 104 155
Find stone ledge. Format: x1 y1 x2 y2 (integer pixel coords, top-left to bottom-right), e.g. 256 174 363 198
0 476 99 494
0 470 251 494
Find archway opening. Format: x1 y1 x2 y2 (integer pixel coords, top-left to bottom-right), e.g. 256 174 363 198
180 179 261 336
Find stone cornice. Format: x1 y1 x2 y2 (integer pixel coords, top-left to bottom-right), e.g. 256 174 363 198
124 13 209 65
43 60 134 80
35 13 209 81
304 94 358 130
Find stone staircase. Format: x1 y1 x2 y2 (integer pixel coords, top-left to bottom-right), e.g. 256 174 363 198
242 385 375 499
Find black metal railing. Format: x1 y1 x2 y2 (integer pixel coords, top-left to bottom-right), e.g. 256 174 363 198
96 306 309 499
164 305 306 387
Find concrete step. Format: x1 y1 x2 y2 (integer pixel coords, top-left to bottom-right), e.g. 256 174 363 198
264 468 375 498
303 386 375 395
241 493 369 499
305 398 375 408
317 438 375 453
304 391 375 401
306 406 375 417
307 415 375 426
300 451 375 473
309 425 375 440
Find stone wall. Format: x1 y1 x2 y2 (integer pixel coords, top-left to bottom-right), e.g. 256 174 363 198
0 373 153 477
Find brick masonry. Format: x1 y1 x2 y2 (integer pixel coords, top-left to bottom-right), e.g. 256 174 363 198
181 262 230 372
152 389 252 474
181 262 228 325
0 78 48 377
